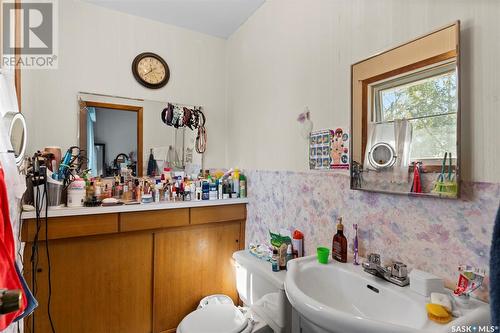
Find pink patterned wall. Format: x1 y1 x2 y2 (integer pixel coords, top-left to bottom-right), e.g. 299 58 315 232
245 170 499 302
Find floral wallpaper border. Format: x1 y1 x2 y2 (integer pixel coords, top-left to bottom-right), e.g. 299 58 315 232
244 170 500 302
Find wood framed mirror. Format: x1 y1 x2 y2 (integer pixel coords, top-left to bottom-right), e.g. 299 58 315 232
79 100 143 177
350 21 460 198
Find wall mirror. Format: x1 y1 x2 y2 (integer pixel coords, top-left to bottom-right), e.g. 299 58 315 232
3 112 28 166
78 92 203 178
350 22 460 198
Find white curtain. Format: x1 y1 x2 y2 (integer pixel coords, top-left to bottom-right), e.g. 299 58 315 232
392 119 413 183
86 107 97 176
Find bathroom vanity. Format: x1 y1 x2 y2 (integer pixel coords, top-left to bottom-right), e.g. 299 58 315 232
21 200 248 333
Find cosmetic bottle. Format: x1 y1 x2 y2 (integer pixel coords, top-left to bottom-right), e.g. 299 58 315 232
86 181 95 201
292 230 304 258
222 180 229 199
154 182 161 202
232 169 240 198
271 249 280 272
218 179 223 199
285 244 293 269
278 243 288 270
171 185 177 201
113 181 121 199
106 184 112 199
332 217 347 263
209 181 217 200
94 180 102 199
135 180 142 202
195 181 202 201
190 182 196 200
178 180 183 200
239 173 247 198
202 181 209 200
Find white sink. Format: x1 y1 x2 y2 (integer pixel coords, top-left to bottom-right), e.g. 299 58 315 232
285 256 491 333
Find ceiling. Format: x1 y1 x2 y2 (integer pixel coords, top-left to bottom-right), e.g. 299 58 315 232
83 0 265 39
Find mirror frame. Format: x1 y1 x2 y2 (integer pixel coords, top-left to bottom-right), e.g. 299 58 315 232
5 111 27 166
78 100 143 177
350 21 461 198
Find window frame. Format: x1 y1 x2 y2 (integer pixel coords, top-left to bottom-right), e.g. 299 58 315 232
368 61 458 164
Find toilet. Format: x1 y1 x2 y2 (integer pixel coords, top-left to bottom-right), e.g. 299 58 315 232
177 250 288 333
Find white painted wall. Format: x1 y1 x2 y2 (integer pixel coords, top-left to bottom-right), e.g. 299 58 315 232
22 0 500 183
226 0 500 183
22 0 227 168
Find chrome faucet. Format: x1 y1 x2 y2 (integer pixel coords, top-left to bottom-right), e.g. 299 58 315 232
362 253 410 287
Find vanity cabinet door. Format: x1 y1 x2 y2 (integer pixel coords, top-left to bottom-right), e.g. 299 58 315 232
23 232 153 333
153 221 241 333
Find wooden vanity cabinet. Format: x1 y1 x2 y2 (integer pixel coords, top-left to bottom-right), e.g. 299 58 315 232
153 222 241 333
22 204 246 333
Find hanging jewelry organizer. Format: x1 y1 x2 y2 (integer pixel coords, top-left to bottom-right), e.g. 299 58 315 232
161 103 207 154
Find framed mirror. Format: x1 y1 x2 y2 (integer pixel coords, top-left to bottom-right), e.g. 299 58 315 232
79 100 143 176
350 22 460 198
78 92 203 178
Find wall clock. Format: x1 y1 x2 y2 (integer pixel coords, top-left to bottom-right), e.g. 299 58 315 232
131 52 170 89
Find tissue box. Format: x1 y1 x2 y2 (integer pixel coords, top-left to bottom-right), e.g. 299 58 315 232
409 269 444 296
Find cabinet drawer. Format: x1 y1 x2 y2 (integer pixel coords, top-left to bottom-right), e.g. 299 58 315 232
190 204 246 225
22 214 119 242
120 208 189 232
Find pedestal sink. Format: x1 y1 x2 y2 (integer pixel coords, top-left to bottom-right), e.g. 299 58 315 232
285 256 491 333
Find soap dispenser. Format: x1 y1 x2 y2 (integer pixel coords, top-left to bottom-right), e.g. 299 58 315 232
332 217 347 263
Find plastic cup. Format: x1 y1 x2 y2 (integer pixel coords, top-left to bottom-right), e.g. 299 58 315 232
317 247 330 264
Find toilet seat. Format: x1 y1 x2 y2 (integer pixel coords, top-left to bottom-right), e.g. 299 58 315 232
177 304 249 333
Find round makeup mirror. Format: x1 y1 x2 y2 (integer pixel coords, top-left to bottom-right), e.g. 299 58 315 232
368 142 396 170
4 112 27 166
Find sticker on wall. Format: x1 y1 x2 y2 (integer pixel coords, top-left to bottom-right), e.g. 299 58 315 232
309 128 349 170
330 128 349 170
309 129 330 170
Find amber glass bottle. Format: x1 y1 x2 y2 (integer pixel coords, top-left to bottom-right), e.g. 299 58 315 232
332 217 348 263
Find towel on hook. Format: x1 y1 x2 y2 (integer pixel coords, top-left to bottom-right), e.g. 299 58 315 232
146 150 158 177
152 146 169 162
0 168 27 330
490 204 500 326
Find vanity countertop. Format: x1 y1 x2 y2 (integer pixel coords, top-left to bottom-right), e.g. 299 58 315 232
22 198 249 219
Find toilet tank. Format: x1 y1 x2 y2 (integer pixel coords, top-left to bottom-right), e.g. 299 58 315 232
232 250 286 306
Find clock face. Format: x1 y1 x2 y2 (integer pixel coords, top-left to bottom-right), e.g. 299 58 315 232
132 53 170 89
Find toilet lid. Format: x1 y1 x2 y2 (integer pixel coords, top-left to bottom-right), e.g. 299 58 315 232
177 304 248 333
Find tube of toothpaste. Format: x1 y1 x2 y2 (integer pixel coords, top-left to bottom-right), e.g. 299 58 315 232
453 265 486 296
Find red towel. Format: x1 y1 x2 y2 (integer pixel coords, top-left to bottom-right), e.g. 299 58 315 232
413 163 422 193
0 167 27 329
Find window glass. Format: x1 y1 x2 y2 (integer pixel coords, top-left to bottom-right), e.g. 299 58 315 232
409 114 457 160
373 65 457 160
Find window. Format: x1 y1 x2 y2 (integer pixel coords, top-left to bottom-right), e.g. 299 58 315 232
372 63 457 161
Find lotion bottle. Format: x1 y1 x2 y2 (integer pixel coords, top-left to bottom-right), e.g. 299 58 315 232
332 217 347 263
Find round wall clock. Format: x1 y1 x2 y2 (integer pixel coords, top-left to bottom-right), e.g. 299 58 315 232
131 52 170 89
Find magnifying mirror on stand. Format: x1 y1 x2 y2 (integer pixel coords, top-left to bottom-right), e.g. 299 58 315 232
368 142 396 170
3 112 27 166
